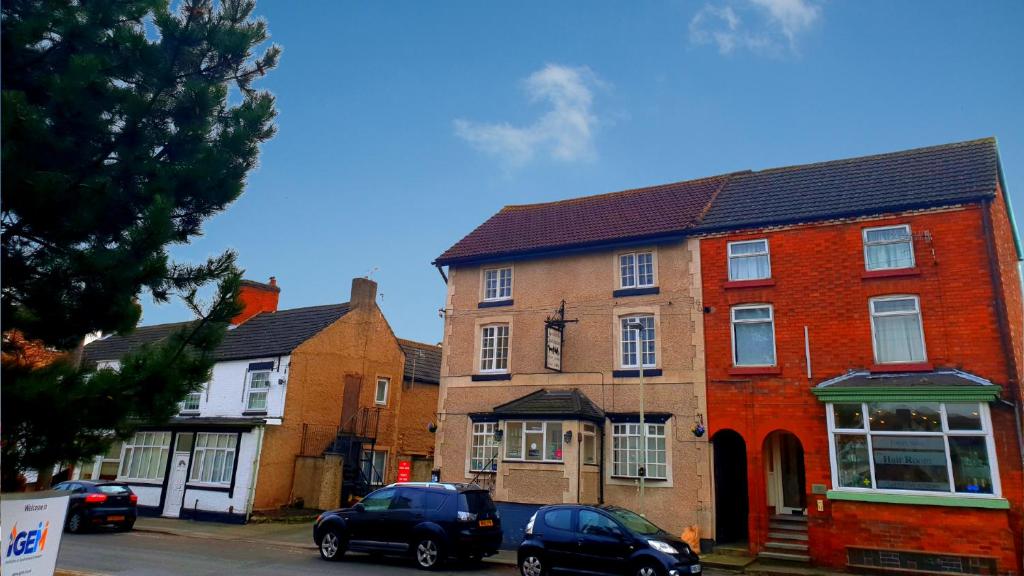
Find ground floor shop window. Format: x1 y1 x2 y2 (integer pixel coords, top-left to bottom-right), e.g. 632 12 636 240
612 423 666 479
504 421 563 462
119 432 171 482
470 422 499 471
828 402 999 495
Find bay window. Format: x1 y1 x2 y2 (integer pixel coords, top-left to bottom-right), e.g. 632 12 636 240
828 402 999 496
190 433 237 485
620 314 656 368
480 324 510 372
470 422 500 472
870 296 926 364
864 225 915 271
728 239 771 281
612 422 667 479
731 304 776 366
119 432 171 482
503 421 563 462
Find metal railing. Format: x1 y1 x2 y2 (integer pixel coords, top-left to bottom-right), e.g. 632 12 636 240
299 423 340 457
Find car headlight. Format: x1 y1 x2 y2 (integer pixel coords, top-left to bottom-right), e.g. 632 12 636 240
648 540 679 555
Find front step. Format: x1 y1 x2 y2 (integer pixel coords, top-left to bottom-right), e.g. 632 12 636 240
768 530 808 541
758 551 811 562
765 541 808 552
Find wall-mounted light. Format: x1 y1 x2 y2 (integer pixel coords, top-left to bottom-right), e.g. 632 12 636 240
563 430 574 444
493 428 504 443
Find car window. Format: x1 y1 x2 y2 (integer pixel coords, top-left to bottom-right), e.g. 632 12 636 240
53 483 68 491
390 488 425 510
98 485 131 495
579 510 623 537
360 488 395 512
459 490 496 514
424 492 447 511
73 484 88 494
543 509 573 532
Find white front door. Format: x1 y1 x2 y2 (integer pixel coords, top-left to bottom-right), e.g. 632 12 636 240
766 433 806 515
162 451 190 517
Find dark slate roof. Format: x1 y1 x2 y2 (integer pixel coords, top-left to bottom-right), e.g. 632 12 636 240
492 389 605 422
434 174 737 265
816 369 995 389
82 303 351 364
399 339 442 385
695 138 1000 233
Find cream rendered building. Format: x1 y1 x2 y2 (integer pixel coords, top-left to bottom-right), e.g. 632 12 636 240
433 176 731 538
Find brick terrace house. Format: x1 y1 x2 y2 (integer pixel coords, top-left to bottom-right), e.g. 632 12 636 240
694 139 1024 574
432 176 730 541
77 277 440 521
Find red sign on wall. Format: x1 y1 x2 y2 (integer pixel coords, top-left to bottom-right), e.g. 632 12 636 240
397 460 412 483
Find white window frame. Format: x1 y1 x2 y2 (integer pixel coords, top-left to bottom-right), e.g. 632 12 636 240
375 377 390 406
863 224 915 271
618 251 655 289
731 304 777 367
469 422 500 472
189 432 237 486
611 422 667 480
483 267 513 301
180 387 202 413
480 323 510 373
826 402 1001 498
869 295 927 364
245 370 272 412
502 420 564 463
362 450 388 485
620 314 656 369
118 432 171 482
727 239 771 281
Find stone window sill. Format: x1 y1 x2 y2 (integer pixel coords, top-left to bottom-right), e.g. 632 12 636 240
612 287 660 298
472 373 512 381
728 366 781 376
862 267 921 280
723 279 776 289
478 299 513 308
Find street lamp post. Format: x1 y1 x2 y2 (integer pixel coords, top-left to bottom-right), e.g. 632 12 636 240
626 321 647 516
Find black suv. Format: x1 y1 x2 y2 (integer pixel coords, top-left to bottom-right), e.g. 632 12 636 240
518 505 701 576
313 482 502 570
53 481 138 533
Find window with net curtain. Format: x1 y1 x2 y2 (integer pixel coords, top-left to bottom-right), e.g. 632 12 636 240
864 225 915 271
870 296 926 363
731 305 776 366
728 239 771 281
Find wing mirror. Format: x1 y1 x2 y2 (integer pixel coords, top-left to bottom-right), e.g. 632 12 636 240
353 502 365 513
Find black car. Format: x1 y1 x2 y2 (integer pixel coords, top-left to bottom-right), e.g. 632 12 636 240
518 505 701 576
53 480 138 533
313 482 503 570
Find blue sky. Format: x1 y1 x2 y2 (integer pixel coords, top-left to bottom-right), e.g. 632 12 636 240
148 0 1024 344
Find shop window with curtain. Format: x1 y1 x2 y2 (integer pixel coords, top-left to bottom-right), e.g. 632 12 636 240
863 225 915 271
731 304 776 366
828 402 999 496
870 296 926 364
728 239 771 281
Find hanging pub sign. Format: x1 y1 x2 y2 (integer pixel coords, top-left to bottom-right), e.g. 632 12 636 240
545 324 563 372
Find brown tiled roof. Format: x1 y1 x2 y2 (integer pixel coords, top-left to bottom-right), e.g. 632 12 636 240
433 174 738 265
398 338 442 385
694 138 1000 233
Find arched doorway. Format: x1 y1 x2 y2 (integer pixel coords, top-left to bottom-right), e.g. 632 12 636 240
763 431 806 515
712 430 748 544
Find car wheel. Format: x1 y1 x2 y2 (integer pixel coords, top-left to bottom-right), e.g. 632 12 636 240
66 511 86 534
414 536 444 570
520 553 546 576
318 528 345 561
634 562 664 576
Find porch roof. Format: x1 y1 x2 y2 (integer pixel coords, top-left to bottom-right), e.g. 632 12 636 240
812 369 1002 402
474 388 605 422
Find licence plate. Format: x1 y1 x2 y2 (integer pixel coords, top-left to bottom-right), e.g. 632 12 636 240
107 515 125 522
478 519 493 527
690 565 702 574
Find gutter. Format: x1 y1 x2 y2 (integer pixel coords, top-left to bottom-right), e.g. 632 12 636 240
435 264 448 284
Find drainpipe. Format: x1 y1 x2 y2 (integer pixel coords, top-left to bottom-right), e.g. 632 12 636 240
980 198 1024 468
435 264 448 284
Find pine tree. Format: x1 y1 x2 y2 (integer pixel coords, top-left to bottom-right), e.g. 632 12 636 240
1 0 279 490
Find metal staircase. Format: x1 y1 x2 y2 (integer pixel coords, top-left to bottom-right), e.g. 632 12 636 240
326 406 382 506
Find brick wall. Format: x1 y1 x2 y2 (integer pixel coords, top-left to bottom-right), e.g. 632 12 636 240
701 202 1023 573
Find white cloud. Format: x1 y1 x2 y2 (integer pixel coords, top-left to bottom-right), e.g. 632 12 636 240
690 0 821 55
454 64 600 167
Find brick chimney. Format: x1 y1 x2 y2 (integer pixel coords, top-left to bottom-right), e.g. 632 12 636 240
350 277 378 309
232 276 281 325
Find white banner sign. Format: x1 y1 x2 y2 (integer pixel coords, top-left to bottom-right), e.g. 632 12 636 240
2 491 69 576
545 325 562 372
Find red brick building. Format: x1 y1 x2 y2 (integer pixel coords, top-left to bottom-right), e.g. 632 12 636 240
696 139 1024 574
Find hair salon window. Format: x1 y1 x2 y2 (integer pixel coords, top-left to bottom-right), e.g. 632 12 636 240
827 402 999 496
503 421 563 462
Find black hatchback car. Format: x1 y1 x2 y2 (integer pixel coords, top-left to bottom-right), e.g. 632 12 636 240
53 480 138 533
313 482 503 570
518 505 701 576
